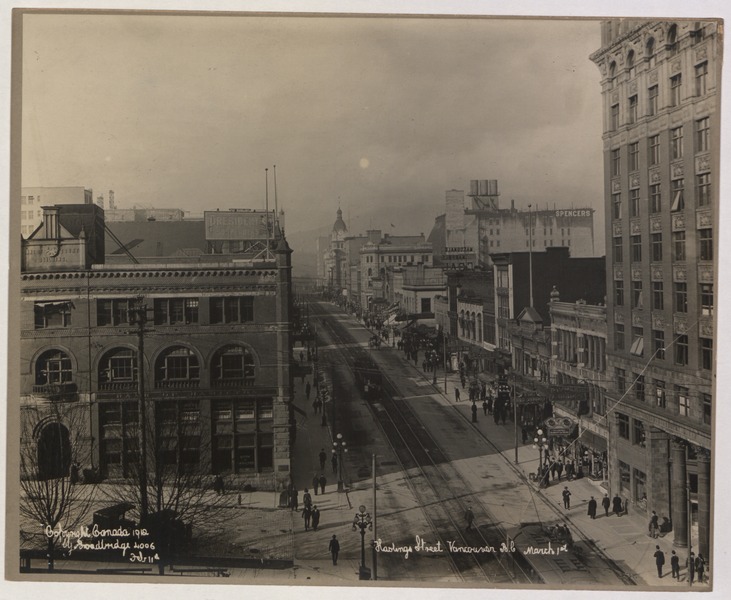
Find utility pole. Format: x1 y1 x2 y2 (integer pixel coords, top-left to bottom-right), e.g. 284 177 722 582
513 371 519 464
372 453 378 581
129 297 150 519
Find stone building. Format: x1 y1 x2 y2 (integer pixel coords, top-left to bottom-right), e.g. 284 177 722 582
20 186 93 238
590 19 718 556
20 204 294 491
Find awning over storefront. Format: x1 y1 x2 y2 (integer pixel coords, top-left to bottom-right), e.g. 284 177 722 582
577 428 608 453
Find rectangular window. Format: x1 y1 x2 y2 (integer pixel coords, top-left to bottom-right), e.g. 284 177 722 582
695 61 708 96
648 86 658 116
653 329 665 359
611 148 621 177
633 418 646 446
420 297 431 313
655 380 666 408
702 393 712 425
672 230 686 261
612 193 622 220
154 298 199 325
696 173 711 207
210 297 255 324
611 104 620 131
670 74 682 107
34 301 72 329
97 299 132 326
671 126 684 160
676 386 690 416
628 95 638 124
674 282 688 313
648 134 660 165
629 141 639 171
651 233 662 262
615 323 625 351
699 228 713 261
617 414 630 439
696 116 710 152
619 460 631 494
650 183 662 213
700 283 713 316
616 368 627 393
652 281 664 310
614 279 625 306
629 189 640 217
630 235 642 262
631 280 643 308
700 338 713 370
634 374 646 402
675 334 689 365
630 326 644 357
613 237 623 263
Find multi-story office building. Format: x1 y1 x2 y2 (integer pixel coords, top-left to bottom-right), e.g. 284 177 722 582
20 186 93 238
20 204 294 491
590 19 717 556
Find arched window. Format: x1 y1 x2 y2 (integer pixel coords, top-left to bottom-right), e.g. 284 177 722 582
36 350 72 386
667 25 678 56
460 310 465 336
368 267 372 277
477 313 483 343
627 50 635 77
645 37 656 68
609 61 617 88
155 346 200 388
470 312 476 340
212 345 256 388
98 348 138 391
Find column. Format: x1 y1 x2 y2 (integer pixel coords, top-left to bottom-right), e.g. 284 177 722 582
697 448 711 560
670 439 688 547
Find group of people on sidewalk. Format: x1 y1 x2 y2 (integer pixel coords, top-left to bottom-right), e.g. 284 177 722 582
654 546 707 583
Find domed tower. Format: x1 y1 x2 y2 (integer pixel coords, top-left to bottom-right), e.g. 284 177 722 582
324 207 348 291
332 207 348 246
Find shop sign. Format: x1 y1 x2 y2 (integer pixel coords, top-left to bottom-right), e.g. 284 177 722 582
544 416 575 436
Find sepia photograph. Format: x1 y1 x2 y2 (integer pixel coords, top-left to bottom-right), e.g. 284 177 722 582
3 2 727 598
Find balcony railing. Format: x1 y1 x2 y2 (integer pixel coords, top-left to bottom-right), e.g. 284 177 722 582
32 382 78 399
211 377 256 389
98 381 138 392
154 379 200 390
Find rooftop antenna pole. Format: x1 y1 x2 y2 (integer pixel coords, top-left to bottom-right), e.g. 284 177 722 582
265 168 271 252
273 164 279 230
529 203 534 308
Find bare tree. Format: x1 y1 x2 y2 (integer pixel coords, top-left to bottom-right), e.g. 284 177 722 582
19 401 97 571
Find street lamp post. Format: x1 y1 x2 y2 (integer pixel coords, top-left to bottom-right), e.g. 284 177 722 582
333 433 347 492
533 428 548 485
352 504 373 579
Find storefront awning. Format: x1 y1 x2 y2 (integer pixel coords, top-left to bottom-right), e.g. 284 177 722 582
577 429 608 453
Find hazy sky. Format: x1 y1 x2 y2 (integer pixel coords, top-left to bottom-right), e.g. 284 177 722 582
21 13 605 242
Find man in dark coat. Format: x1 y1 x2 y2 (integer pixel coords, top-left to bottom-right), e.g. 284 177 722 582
556 461 564 481
329 535 340 565
602 494 611 516
562 486 572 509
670 550 680 579
319 449 327 470
688 551 696 583
331 452 338 475
319 474 327 495
312 474 320 496
612 494 623 516
483 400 489 416
654 545 665 578
464 505 475 532
587 496 597 519
695 553 706 583
649 511 660 538
311 506 321 531
302 505 312 531
455 388 461 402
302 488 312 509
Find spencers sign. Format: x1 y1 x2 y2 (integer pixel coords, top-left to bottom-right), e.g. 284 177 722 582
554 209 592 218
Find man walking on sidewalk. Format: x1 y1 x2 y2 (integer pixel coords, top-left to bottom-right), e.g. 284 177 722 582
587 496 597 519
671 550 680 579
312 506 321 531
612 493 623 516
312 474 320 496
319 473 327 495
455 388 461 402
329 535 340 565
562 486 572 509
654 545 665 578
302 505 312 531
465 505 475 532
319 448 327 470
602 494 611 517
331 452 338 475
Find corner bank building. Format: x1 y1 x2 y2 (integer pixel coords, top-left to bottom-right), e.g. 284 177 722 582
591 20 718 557
20 204 294 491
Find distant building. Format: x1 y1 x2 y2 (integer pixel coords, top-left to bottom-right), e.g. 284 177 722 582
20 186 93 238
104 208 186 222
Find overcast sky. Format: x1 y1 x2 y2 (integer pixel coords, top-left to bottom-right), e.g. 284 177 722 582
21 13 605 243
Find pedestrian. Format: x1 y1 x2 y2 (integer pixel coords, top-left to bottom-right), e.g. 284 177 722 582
612 493 623 516
319 448 327 470
213 475 225 495
493 405 500 425
654 545 665 578
649 511 659 538
329 534 340 565
461 375 466 389
487 397 493 415
312 474 320 496
551 461 558 481
556 461 564 481
302 505 312 531
688 551 696 583
562 486 572 509
290 488 299 511
500 405 507 425
319 473 327 495
455 388 461 402
471 403 478 423
695 553 706 583
587 496 597 519
306 381 311 401
602 493 611 517
464 505 475 532
521 425 528 444
303 488 312 509
671 550 680 579
331 452 338 475
482 400 488 416
311 505 321 531
312 398 318 414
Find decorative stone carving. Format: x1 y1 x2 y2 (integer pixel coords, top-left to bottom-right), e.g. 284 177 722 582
650 168 661 184
613 223 623 236
629 81 638 94
671 59 682 73
650 216 662 232
673 266 687 282
695 154 711 174
649 70 658 84
630 220 641 235
614 267 624 280
696 44 708 61
630 174 640 189
697 210 712 228
698 265 713 283
612 179 621 193
632 268 642 281
620 133 628 145
674 316 688 334
615 311 625 324
611 92 620 104
671 162 684 179
652 313 665 329
632 313 643 327
700 320 713 338
651 267 663 281
672 213 686 230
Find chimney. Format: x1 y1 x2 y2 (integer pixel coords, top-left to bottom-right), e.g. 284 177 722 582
42 206 61 239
